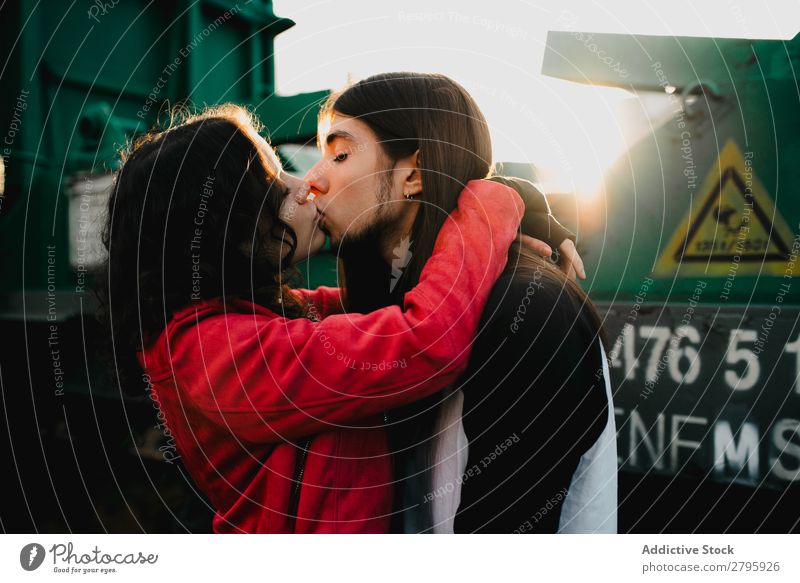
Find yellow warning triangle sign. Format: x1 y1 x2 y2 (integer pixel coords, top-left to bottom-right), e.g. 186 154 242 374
654 140 796 277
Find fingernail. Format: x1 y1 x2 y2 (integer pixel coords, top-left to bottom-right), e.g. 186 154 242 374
296 182 311 203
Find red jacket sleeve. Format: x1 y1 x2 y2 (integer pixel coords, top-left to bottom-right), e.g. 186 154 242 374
291 286 343 318
165 179 523 443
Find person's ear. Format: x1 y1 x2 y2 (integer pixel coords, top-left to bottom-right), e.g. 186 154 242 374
399 150 422 199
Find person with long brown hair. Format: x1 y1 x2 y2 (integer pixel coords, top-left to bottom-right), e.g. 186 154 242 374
302 72 617 533
98 103 560 533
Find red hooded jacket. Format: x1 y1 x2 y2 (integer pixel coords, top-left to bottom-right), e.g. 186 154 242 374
137 179 523 533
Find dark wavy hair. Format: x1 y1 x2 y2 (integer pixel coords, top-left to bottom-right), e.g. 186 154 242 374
98 104 304 389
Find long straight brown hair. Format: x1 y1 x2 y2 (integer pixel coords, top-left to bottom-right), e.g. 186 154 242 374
324 73 500 530
326 73 604 531
323 72 494 312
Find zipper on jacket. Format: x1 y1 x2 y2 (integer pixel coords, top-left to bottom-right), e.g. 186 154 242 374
287 438 310 532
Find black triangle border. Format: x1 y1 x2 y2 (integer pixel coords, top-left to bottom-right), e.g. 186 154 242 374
675 166 790 263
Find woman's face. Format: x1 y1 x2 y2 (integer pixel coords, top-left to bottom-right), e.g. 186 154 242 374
255 134 326 263
277 171 326 263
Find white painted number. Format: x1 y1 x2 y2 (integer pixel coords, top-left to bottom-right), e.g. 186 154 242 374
639 326 672 384
610 321 799 392
609 323 639 380
785 333 800 394
724 329 760 391
612 324 701 385
668 325 702 384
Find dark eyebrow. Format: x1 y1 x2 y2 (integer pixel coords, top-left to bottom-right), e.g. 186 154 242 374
325 130 356 146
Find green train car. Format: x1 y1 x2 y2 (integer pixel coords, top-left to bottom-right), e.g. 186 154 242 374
0 0 330 315
542 31 799 529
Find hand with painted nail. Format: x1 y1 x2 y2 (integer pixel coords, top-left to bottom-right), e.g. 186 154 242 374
294 181 313 204
519 234 552 259
558 239 586 281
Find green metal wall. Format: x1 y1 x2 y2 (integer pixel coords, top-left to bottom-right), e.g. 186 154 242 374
0 0 328 314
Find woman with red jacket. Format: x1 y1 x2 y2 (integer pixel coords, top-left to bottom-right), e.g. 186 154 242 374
99 104 530 533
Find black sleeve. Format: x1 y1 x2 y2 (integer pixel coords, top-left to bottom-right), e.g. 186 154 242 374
488 176 576 248
454 269 608 533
